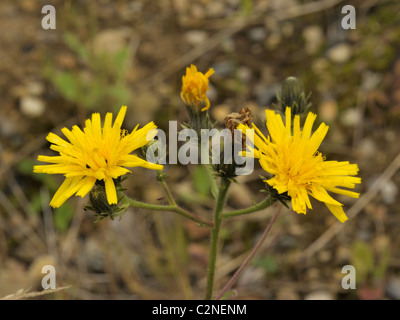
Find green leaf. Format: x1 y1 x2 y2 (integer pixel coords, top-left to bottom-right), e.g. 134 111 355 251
63 33 89 63
53 72 79 102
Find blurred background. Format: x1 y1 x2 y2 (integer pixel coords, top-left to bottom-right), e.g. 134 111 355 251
0 0 399 300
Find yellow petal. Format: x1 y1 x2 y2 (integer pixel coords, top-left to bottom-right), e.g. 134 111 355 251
76 176 97 198
105 178 118 205
325 203 348 223
309 185 342 206
114 106 127 129
50 177 82 208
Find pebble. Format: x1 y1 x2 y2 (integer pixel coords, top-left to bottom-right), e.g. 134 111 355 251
0 116 17 137
304 290 334 300
367 175 399 205
386 277 400 300
318 99 338 122
357 138 377 160
237 66 253 84
340 107 362 127
361 71 382 91
326 43 352 63
302 25 324 55
237 266 266 287
184 30 208 46
380 179 398 204
20 95 45 117
212 61 234 78
276 287 300 300
248 27 267 42
84 238 104 273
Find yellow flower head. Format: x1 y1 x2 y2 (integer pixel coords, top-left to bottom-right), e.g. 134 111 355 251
181 64 215 112
34 106 163 208
238 107 361 223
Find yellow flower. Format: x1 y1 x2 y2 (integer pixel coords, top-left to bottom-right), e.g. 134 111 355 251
181 64 215 111
34 106 163 208
238 107 361 223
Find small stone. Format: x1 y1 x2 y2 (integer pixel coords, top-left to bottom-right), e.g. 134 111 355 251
237 66 252 83
386 278 400 300
0 116 17 137
318 99 338 122
248 27 267 42
184 30 208 46
326 43 352 63
303 25 324 55
357 138 377 160
340 108 362 127
212 61 234 77
237 266 266 287
361 71 382 91
380 179 398 204
20 96 45 117
84 238 104 273
304 290 334 300
276 287 300 300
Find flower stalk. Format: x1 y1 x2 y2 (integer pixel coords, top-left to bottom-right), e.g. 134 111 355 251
121 194 213 229
205 177 231 300
221 196 277 218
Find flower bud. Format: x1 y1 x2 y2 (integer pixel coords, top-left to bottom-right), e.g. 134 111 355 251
85 179 128 221
276 76 312 117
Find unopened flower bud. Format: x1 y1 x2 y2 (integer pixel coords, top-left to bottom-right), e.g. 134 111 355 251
276 76 312 117
85 180 128 221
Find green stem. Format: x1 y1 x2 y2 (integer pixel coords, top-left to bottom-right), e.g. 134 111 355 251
203 164 219 200
122 195 213 229
205 178 231 300
221 196 277 218
158 178 177 206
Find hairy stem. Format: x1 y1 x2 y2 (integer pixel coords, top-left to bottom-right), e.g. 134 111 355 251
158 178 177 206
221 196 277 218
203 164 219 199
122 195 213 229
205 178 231 300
